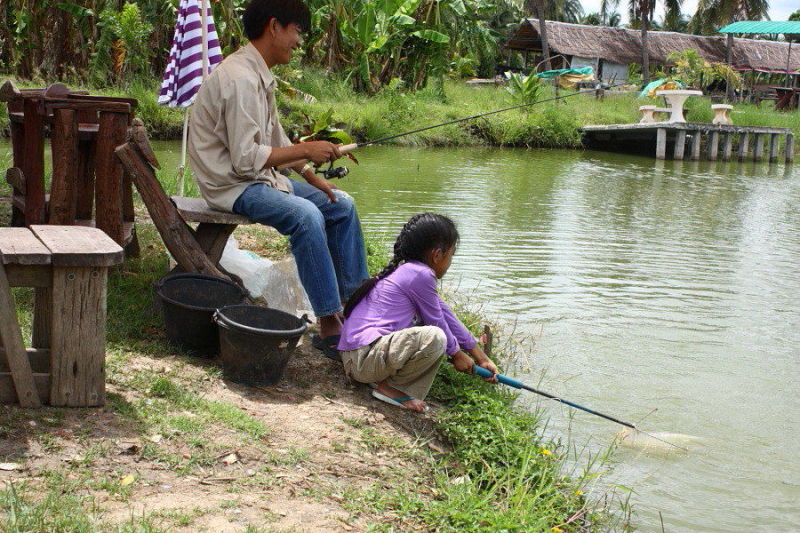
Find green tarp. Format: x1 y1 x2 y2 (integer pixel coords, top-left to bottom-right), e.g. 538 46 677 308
536 66 594 78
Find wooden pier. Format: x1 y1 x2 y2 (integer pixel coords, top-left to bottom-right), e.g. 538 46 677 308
581 123 794 163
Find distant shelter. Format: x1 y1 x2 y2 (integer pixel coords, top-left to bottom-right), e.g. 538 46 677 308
504 18 800 84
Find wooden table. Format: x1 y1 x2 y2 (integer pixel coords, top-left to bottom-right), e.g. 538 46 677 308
772 87 800 111
0 226 123 407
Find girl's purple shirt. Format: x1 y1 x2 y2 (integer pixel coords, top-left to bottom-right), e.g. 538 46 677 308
338 261 477 355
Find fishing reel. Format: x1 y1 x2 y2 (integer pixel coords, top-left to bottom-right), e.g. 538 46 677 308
319 164 349 180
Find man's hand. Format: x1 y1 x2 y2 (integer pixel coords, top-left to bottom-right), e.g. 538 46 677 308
304 172 340 203
450 351 474 374
302 141 342 166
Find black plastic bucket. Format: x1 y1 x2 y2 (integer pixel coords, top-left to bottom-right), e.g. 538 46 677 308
155 273 247 356
214 305 308 386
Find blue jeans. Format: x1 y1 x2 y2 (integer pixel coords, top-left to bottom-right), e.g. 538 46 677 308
232 180 368 317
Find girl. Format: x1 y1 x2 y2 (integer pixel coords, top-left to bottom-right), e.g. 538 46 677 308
338 213 498 413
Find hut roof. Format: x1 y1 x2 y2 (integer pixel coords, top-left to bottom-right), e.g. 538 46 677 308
506 19 799 73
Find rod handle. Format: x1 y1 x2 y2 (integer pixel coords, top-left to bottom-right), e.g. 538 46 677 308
473 366 523 389
276 143 358 171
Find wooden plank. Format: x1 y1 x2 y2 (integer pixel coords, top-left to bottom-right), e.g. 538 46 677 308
76 140 96 220
116 143 231 280
45 100 131 113
171 196 251 225
690 131 702 161
3 265 51 287
49 266 107 407
768 134 779 163
195 223 238 264
30 225 124 268
6 167 25 195
737 132 749 162
49 108 79 225
22 98 46 224
787 133 795 163
32 287 52 350
0 348 50 373
708 131 720 161
0 263 41 407
0 228 52 265
0 373 50 405
752 133 764 162
94 111 129 246
656 128 667 160
722 133 734 161
674 130 687 160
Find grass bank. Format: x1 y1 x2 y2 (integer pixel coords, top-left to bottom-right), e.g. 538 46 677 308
2 72 797 148
0 167 623 531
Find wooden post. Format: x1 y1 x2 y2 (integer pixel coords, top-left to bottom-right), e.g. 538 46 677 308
9 116 26 226
22 98 46 225
674 130 687 160
76 140 96 220
722 133 734 161
752 133 764 162
94 111 129 245
656 128 667 160
768 134 780 163
725 34 734 102
115 143 231 280
787 133 795 163
49 109 79 225
738 132 750 161
0 263 41 407
690 131 702 161
708 131 720 161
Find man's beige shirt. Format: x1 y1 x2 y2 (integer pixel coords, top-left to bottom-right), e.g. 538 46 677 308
188 42 292 212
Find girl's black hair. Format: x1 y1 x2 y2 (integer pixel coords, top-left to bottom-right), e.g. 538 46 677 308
243 0 311 40
344 213 460 318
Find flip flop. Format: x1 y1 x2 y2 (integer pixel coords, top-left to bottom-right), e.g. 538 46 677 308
312 334 341 361
371 390 429 413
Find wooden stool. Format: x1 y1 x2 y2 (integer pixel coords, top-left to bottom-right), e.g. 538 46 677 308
711 104 733 125
639 105 670 124
0 226 123 407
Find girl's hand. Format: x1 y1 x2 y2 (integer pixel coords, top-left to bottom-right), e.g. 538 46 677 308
450 351 474 374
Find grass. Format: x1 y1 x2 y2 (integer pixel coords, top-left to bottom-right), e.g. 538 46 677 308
2 71 796 149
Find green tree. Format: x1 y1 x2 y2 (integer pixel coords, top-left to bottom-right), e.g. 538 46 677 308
689 0 771 34
628 0 683 83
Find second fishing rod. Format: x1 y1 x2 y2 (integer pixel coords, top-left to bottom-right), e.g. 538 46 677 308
280 81 629 175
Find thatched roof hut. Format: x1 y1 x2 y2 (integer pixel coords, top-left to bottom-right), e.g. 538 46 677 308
505 19 799 81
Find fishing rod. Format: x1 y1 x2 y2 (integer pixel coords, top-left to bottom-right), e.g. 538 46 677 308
280 81 630 176
473 366 687 451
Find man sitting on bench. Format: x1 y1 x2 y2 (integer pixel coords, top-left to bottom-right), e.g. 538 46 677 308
188 0 368 359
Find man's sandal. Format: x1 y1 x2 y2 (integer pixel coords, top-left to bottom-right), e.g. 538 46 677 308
371 390 430 413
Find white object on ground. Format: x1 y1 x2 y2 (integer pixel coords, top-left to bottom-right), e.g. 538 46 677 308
219 237 313 318
711 104 734 125
655 89 704 123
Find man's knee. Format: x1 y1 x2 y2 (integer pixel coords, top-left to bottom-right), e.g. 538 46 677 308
417 326 447 355
293 204 325 234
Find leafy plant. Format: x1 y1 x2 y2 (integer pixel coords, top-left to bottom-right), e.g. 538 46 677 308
504 71 544 104
666 48 742 91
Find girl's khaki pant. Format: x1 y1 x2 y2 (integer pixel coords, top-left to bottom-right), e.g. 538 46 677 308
340 326 447 400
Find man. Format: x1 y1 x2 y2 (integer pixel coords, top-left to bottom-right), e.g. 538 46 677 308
188 0 368 357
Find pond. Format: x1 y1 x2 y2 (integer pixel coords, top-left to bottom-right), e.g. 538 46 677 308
4 138 798 532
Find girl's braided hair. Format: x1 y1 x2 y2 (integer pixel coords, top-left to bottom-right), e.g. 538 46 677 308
343 213 459 318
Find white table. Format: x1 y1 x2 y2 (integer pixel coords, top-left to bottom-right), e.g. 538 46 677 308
656 90 703 123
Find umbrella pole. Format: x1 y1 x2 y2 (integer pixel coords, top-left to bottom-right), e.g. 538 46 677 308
178 107 189 196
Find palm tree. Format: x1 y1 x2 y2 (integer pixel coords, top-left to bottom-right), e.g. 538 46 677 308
689 0 771 34
628 0 683 83
526 0 553 70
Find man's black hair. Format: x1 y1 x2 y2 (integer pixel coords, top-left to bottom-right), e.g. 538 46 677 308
243 0 311 40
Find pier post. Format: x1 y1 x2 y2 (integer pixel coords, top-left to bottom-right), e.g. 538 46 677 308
722 133 733 161
656 128 667 160
690 131 702 161
768 134 779 163
787 133 794 163
738 132 750 162
674 130 687 160
708 131 720 161
752 134 764 162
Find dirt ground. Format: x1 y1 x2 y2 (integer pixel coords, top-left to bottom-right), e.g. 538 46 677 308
0 337 449 532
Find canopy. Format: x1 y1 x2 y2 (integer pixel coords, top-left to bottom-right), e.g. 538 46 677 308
718 21 800 35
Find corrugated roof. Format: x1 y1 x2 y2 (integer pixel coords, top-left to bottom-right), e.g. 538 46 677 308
719 21 800 35
505 19 800 73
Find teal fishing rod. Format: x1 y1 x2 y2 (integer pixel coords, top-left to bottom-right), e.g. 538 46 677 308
473 366 686 451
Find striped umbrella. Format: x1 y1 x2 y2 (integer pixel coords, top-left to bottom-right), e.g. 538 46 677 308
159 0 223 194
158 0 222 108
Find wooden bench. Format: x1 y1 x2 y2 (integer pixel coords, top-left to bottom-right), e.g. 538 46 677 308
114 124 253 283
0 226 123 407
